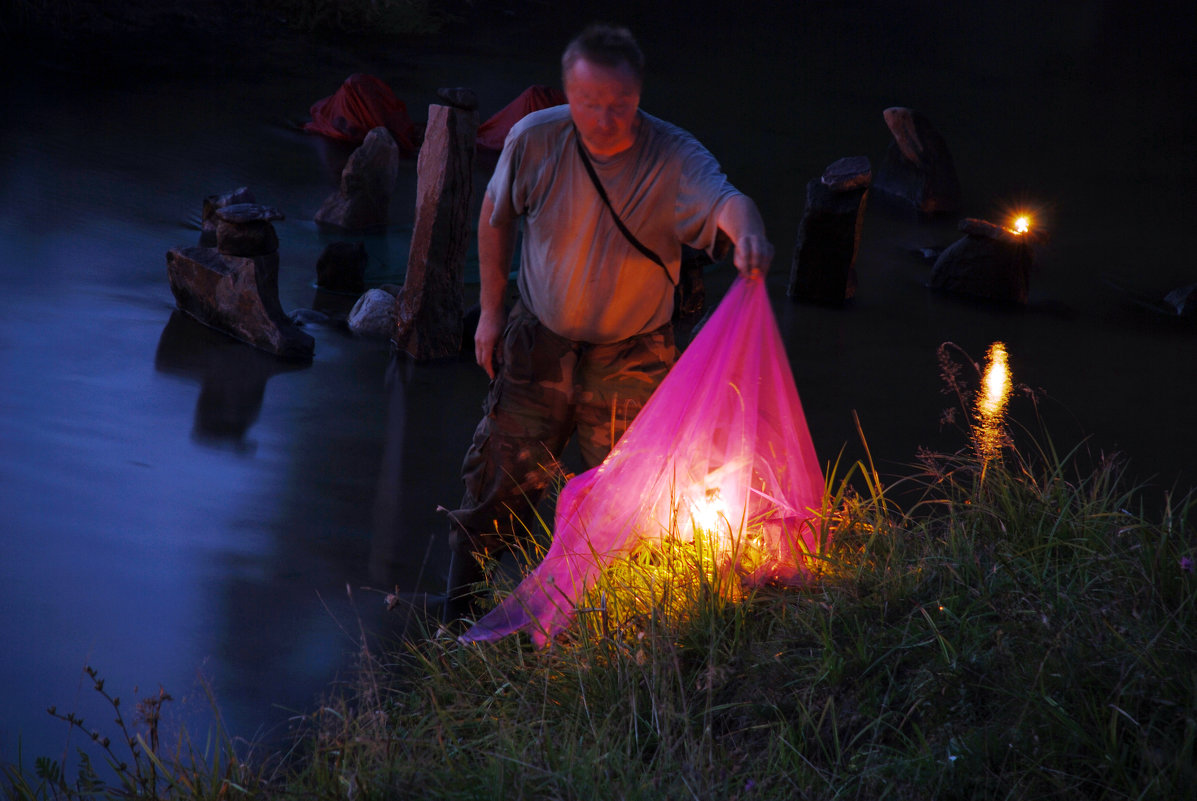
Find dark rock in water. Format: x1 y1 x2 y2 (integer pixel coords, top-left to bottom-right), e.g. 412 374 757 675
201 187 255 247
316 241 368 293
315 126 399 230
929 218 1034 305
215 203 283 257
393 102 478 360
347 288 399 338
436 86 479 111
1163 283 1197 316
874 107 961 217
788 158 871 305
166 246 315 360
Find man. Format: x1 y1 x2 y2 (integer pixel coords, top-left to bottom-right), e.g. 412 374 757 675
445 24 773 619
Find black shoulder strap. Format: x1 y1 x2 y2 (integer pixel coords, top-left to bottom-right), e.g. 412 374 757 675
573 128 675 286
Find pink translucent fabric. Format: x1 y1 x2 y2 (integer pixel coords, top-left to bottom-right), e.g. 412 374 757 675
461 277 825 646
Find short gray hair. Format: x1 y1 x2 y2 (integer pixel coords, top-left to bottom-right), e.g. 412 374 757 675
561 24 644 86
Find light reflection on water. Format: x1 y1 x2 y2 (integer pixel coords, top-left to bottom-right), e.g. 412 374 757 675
974 341 1013 463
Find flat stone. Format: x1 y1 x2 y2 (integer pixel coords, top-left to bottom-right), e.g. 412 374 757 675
215 203 284 225
200 187 255 247
436 86 479 111
821 156 872 193
959 216 1045 245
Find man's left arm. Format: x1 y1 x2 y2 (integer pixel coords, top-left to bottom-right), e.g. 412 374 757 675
715 195 774 279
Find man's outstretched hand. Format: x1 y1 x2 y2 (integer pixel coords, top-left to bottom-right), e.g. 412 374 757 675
717 195 773 280
733 232 773 280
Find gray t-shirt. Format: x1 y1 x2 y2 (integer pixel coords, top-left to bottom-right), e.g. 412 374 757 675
486 105 742 343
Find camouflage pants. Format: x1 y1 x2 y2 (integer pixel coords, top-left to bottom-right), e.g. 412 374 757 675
448 300 676 557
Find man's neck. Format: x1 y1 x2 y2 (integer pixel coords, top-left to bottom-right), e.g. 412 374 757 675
580 113 642 159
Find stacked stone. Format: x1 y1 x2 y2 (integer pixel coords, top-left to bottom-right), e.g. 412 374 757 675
787 156 871 306
166 201 315 360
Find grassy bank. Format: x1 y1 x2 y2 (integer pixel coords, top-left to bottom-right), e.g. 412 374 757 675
5 352 1195 800
285 435 1192 800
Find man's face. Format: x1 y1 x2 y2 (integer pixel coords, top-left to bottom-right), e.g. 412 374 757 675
565 56 641 157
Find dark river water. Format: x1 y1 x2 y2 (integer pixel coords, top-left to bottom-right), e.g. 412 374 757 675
2 1 1194 767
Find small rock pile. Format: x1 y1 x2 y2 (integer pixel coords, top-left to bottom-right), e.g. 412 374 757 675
166 190 315 360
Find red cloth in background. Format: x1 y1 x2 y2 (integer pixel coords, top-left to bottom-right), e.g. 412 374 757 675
476 85 567 151
303 73 418 154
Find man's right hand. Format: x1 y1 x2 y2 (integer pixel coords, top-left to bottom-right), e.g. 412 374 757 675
474 307 506 379
475 193 515 380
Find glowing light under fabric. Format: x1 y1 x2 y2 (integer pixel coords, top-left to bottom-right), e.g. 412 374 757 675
460 277 826 646
691 488 728 535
